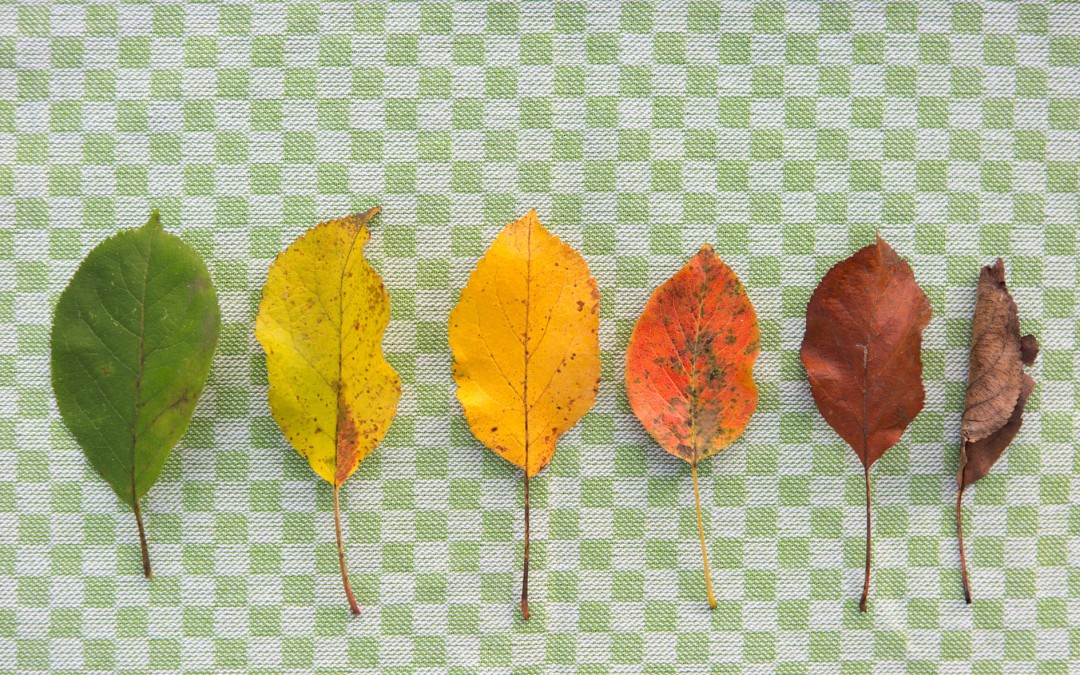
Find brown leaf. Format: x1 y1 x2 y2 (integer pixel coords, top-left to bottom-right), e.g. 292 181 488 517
800 236 931 612
956 258 1038 603
960 259 1039 455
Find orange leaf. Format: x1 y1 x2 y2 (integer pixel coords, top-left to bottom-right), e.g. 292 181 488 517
626 244 760 462
449 210 601 620
625 244 760 608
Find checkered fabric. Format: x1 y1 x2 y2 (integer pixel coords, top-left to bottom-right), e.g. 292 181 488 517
1 1 1078 673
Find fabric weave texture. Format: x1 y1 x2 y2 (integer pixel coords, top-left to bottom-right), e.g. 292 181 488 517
1 1 1078 673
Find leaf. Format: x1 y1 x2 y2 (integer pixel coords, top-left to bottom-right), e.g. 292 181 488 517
956 258 1038 603
799 236 931 612
625 244 759 609
448 210 600 620
255 207 401 615
51 211 220 578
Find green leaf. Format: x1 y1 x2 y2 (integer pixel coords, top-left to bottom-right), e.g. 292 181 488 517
50 211 220 577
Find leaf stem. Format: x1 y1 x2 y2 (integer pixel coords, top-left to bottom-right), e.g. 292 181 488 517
957 484 972 604
333 485 360 615
132 497 152 579
860 464 871 613
692 463 717 610
521 471 531 621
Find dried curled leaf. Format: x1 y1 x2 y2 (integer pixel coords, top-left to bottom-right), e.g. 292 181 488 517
255 207 401 614
956 258 1038 603
625 244 759 608
800 236 931 611
449 210 600 620
51 211 220 579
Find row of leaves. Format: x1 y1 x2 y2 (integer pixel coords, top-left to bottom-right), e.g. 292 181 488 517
51 209 1038 617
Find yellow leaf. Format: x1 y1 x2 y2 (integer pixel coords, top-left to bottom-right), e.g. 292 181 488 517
449 210 600 619
255 207 401 614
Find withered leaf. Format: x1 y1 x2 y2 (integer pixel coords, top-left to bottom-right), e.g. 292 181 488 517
956 258 1038 603
800 236 931 612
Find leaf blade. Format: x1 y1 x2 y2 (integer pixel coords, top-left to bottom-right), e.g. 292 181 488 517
51 211 221 507
449 210 600 477
255 208 401 487
960 258 1039 479
625 244 760 464
800 236 931 467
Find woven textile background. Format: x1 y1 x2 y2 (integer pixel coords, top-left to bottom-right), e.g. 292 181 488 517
2 1 1079 672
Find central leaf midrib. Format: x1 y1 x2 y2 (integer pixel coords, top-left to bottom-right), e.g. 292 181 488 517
687 277 709 464
523 222 532 472
130 230 155 502
333 224 366 481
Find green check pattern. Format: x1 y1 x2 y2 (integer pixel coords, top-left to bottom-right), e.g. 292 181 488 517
2 1 1078 672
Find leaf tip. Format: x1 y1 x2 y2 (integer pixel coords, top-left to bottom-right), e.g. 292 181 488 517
873 233 894 255
345 206 381 233
145 209 163 232
515 208 542 233
984 257 1007 285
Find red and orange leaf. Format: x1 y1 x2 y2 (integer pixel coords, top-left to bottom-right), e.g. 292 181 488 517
626 244 760 464
624 244 759 609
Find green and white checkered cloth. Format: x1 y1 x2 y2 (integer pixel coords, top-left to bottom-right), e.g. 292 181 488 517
2 1 1078 672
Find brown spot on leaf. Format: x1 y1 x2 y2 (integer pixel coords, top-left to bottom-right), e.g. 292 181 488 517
335 396 360 486
1020 334 1039 365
